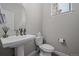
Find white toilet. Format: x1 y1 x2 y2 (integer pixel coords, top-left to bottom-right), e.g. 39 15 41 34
35 33 55 56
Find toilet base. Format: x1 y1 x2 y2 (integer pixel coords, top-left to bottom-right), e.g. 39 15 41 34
40 51 52 56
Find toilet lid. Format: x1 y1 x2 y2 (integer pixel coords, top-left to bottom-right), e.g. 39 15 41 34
39 44 55 52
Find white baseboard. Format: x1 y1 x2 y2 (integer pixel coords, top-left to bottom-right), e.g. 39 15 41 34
55 51 69 56
27 50 38 56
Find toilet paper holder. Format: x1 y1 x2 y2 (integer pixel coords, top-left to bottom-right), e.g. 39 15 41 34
58 38 65 43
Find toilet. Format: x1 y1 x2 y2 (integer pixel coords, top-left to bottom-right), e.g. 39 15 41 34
35 33 55 56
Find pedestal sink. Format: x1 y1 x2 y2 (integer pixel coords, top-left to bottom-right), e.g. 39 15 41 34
0 34 36 56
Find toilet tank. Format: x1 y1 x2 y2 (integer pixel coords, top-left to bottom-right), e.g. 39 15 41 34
35 36 43 46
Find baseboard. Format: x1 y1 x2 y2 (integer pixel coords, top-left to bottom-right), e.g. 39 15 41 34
27 50 38 56
27 50 68 56
55 51 69 56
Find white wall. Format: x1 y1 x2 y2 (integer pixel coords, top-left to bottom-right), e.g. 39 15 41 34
23 3 43 55
23 3 42 34
42 3 79 56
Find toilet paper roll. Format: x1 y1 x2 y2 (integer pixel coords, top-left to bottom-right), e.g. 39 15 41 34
58 38 64 43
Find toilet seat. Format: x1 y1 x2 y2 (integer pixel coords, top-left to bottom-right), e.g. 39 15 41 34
39 44 54 53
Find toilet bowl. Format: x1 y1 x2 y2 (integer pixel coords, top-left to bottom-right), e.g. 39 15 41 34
35 33 55 56
39 44 55 56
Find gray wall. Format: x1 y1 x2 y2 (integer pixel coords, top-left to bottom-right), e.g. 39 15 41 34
42 3 79 56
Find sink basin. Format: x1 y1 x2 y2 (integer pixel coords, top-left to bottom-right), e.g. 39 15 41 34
0 34 36 56
0 34 36 48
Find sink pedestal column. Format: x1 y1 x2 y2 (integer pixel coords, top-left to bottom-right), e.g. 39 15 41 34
15 45 24 56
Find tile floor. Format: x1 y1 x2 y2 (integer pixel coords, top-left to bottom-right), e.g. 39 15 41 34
34 51 68 56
